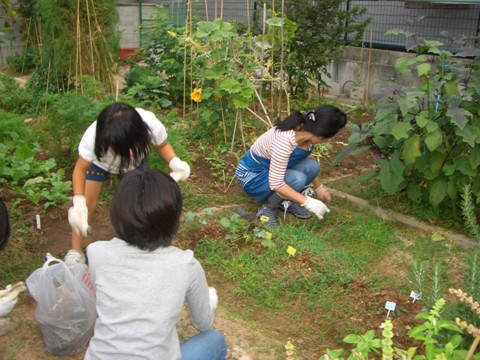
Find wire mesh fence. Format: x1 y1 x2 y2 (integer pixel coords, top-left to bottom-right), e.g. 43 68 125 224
1 1 479 67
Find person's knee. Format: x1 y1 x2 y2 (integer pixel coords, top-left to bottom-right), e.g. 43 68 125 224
304 158 320 175
285 172 308 191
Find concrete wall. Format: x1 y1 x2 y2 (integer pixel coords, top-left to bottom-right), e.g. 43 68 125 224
323 47 416 105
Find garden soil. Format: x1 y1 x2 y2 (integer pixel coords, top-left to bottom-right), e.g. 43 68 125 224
0 123 426 360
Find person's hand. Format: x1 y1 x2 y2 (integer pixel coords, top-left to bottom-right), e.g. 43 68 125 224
208 287 218 312
315 184 332 203
68 195 89 237
302 196 330 220
0 282 26 317
169 157 191 182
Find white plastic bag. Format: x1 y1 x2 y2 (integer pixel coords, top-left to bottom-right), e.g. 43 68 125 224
26 253 96 356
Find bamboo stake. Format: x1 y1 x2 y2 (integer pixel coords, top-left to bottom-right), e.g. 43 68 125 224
259 3 266 110
254 87 273 127
466 336 480 360
204 0 209 21
220 100 227 144
246 107 272 128
215 0 218 19
246 0 250 32
277 0 285 117
76 0 81 90
231 109 239 151
221 0 223 19
270 0 275 108
85 0 96 92
365 29 373 107
239 111 246 153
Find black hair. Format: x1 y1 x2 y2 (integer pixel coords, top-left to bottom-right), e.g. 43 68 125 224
0 199 10 252
275 104 347 138
94 103 152 173
110 170 182 251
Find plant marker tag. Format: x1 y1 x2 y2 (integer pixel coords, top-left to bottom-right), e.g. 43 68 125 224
266 232 272 240
287 246 296 257
385 301 396 317
36 214 41 230
410 291 421 303
260 215 270 223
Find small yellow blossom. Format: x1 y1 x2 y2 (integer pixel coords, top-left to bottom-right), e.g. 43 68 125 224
267 59 273 69
191 88 202 103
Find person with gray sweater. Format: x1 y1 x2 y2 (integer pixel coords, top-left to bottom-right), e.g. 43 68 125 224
85 170 227 360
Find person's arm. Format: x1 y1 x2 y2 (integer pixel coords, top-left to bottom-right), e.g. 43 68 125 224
68 157 92 236
275 183 330 220
154 141 176 164
72 156 92 196
186 259 216 331
155 141 191 182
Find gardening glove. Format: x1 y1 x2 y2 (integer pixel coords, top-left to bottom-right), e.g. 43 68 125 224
0 282 26 317
315 184 332 203
169 157 191 182
302 196 330 220
68 195 89 237
209 287 218 312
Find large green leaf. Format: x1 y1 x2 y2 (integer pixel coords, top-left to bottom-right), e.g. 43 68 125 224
378 154 405 194
417 63 431 77
447 104 469 130
407 182 423 202
429 178 447 206
403 134 422 166
392 122 413 140
397 94 418 118
425 130 443 152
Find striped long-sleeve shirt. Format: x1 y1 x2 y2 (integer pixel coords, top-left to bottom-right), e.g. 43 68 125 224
251 127 297 190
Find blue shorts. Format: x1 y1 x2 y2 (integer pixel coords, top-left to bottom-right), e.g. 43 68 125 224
86 160 147 182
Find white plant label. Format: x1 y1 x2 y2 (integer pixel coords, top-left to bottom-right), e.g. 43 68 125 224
410 291 421 302
36 214 41 230
385 301 396 317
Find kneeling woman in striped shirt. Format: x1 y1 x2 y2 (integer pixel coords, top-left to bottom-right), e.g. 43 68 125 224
235 105 347 227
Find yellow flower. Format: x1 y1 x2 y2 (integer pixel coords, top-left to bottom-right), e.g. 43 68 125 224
191 88 202 103
267 59 273 69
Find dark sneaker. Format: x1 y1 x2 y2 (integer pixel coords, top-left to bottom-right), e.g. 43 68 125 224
256 204 280 227
280 200 312 219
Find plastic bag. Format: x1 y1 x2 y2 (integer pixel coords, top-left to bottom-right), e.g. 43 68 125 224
26 253 96 356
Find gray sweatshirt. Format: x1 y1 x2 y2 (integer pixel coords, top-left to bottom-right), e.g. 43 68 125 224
84 238 214 360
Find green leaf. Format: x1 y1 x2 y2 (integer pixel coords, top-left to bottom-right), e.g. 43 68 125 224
378 154 406 194
444 80 458 95
429 178 447 206
425 130 443 152
417 63 431 77
407 182 423 202
415 113 429 128
343 334 362 344
392 122 413 140
219 217 231 229
266 17 284 27
447 105 469 130
403 134 422 166
397 94 418 117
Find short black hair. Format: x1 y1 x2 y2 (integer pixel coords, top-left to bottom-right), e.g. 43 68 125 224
110 170 182 251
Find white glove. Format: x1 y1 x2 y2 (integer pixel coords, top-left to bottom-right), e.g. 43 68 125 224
68 195 89 237
302 196 330 220
169 157 191 182
208 287 218 312
0 282 26 317
315 184 332 203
